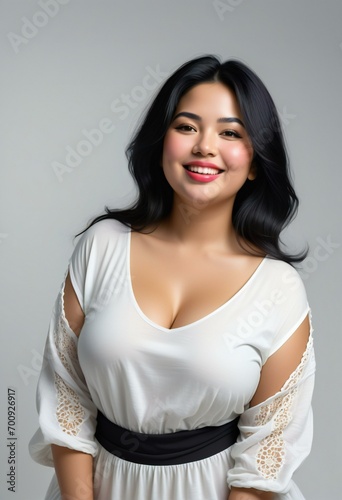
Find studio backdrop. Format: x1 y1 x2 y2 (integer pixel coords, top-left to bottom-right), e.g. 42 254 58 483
1 1 341 498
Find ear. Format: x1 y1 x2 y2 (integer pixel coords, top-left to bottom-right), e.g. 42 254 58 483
247 162 257 181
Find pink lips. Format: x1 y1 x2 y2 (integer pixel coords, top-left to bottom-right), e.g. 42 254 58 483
183 161 223 183
185 170 221 182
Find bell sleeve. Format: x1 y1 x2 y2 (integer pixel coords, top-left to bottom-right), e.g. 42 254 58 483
29 227 102 467
227 313 315 497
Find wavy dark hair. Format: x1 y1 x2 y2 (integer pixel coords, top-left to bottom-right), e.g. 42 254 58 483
78 55 306 263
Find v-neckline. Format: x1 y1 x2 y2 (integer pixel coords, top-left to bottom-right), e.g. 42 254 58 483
127 230 267 333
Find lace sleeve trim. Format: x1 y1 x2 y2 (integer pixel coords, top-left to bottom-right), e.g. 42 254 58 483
53 283 86 436
254 334 313 479
54 372 85 436
53 282 86 384
54 316 78 379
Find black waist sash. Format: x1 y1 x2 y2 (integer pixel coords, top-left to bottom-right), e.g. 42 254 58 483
95 410 239 465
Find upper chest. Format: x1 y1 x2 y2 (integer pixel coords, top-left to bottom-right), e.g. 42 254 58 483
129 232 264 330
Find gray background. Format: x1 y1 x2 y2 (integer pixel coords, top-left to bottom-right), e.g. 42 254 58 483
1 0 341 498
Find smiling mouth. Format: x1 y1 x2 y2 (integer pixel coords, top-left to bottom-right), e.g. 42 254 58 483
183 165 224 175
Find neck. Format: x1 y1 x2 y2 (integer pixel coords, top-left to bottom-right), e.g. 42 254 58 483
158 195 240 253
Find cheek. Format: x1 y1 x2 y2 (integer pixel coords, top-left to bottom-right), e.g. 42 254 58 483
162 133 177 162
222 144 253 170
163 133 189 163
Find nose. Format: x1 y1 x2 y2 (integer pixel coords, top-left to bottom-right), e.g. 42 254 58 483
192 131 217 156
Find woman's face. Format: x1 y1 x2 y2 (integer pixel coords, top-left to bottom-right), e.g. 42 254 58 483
162 82 255 210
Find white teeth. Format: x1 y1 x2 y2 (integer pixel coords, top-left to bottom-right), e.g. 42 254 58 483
186 165 220 175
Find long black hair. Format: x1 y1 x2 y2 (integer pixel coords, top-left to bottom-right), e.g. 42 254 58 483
78 55 306 263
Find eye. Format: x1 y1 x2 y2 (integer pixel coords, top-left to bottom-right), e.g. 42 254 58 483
175 124 197 132
221 130 242 139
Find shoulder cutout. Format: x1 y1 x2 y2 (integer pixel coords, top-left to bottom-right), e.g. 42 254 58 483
63 273 85 337
249 314 311 407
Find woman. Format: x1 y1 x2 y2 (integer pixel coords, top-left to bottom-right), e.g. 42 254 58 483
29 55 315 500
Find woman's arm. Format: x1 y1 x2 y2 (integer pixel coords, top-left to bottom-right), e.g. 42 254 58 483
51 445 93 500
51 273 94 500
229 487 274 499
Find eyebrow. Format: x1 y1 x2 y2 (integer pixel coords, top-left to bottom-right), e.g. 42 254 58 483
173 111 245 127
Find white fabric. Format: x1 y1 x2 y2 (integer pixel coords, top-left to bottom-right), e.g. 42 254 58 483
29 219 315 500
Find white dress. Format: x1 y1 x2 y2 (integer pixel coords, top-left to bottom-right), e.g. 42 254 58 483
29 219 315 500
